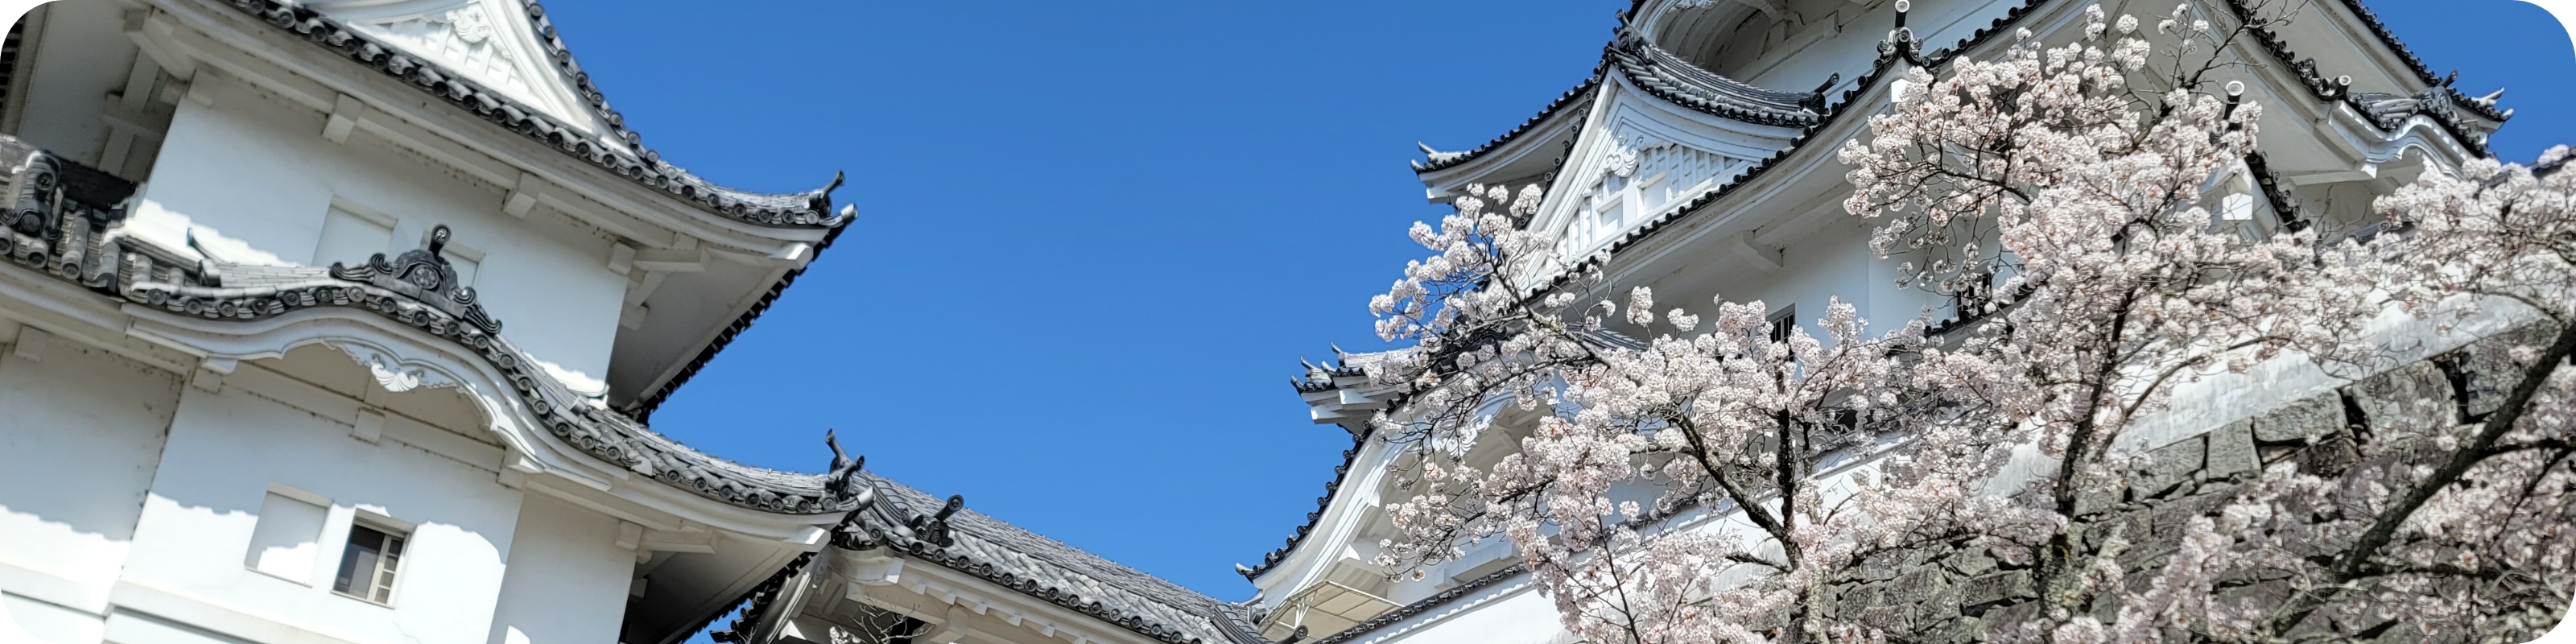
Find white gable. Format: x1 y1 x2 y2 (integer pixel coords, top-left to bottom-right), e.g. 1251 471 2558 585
1534 83 1802 263
305 0 609 142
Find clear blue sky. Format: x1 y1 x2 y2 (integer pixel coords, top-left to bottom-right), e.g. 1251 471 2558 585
536 0 2576 612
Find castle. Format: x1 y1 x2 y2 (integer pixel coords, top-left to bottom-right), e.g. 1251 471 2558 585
0 1 2514 644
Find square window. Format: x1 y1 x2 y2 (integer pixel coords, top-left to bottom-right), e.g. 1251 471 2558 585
315 205 394 266
244 489 328 584
2222 192 2256 221
333 522 407 605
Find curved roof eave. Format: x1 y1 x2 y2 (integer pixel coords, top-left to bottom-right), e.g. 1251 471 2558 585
1413 77 1603 175
627 221 850 420
2325 0 2513 124
229 0 852 230
1413 24 1827 178
1604 33 1824 128
0 134 857 517
2223 0 2503 157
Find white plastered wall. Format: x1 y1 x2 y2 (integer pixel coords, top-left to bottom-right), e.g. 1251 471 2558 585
0 328 185 644
116 377 525 644
1352 578 1567 644
134 79 629 394
485 493 635 644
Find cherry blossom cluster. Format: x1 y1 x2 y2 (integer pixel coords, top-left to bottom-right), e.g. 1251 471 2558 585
1362 3 2574 643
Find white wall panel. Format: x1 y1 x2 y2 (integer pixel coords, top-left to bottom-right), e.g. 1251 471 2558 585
139 86 627 392
485 494 632 644
121 379 523 644
0 330 182 597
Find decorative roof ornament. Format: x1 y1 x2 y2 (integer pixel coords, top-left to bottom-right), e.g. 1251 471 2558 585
1604 137 1642 179
1802 73 1840 113
2224 80 2248 125
1879 0 1924 65
909 494 964 547
1412 143 1468 171
823 429 871 504
328 225 502 334
2473 88 2506 110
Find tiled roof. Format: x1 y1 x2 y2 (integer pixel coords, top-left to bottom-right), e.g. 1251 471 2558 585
1412 78 1601 174
628 221 848 421
2330 0 2513 123
220 0 850 228
1237 437 1367 580
2222 0 2504 156
1541 0 2513 289
1249 330 1637 582
1209 602 1281 644
1411 26 1825 175
1259 0 2039 586
836 474 1277 644
1606 34 1822 127
0 132 1257 644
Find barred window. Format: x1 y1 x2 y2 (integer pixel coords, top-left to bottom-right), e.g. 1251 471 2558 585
1767 306 1796 344
332 522 406 605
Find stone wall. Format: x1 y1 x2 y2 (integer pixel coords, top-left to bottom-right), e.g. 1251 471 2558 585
1811 320 2565 643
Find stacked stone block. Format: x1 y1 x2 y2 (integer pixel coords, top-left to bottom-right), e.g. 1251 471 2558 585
1810 321 2562 642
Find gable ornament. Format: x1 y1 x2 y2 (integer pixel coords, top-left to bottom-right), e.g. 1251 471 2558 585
329 225 503 334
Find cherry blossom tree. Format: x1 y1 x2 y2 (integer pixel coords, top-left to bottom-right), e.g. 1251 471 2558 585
1369 181 1952 644
2118 148 2576 643
1361 2 2574 643
1834 4 2388 640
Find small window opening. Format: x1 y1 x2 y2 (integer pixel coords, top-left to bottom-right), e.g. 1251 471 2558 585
333 522 406 605
244 488 328 584
1766 306 1797 344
